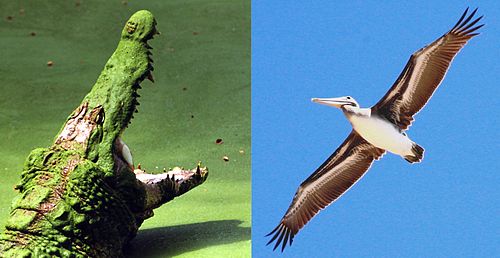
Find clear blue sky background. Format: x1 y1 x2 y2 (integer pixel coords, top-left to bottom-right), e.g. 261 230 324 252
252 1 499 257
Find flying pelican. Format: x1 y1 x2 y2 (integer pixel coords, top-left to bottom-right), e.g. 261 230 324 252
266 8 483 252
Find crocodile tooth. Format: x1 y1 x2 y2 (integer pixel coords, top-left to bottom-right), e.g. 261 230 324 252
117 137 134 169
147 73 155 83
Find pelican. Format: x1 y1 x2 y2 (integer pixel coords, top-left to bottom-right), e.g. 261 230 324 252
267 8 483 252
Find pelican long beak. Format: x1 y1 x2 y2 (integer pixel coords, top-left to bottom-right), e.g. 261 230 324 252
311 97 349 108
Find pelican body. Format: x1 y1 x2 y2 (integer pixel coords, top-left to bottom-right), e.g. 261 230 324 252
312 97 423 163
267 8 483 252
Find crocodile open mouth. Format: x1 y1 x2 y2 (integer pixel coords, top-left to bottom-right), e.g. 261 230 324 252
114 119 207 185
114 135 206 185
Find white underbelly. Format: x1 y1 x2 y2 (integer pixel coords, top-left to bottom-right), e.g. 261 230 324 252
349 115 413 156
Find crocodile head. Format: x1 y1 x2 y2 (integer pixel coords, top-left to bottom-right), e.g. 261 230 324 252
55 10 158 173
54 9 207 215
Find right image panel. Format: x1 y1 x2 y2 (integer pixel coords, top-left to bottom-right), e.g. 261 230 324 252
252 1 499 257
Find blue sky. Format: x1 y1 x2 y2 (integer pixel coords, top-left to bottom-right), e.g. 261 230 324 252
252 1 499 257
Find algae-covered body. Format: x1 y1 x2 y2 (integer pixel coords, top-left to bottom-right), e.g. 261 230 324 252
0 10 208 258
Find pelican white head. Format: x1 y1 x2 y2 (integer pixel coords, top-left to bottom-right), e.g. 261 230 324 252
311 96 359 109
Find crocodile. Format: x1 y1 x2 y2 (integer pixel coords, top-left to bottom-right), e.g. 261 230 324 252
0 10 208 258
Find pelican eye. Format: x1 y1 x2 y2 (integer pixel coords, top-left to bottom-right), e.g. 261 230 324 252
346 96 351 99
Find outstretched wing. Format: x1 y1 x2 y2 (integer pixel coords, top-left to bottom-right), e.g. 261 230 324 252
266 131 385 251
372 8 483 130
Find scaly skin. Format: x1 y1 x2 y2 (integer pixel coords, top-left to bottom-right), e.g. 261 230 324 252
0 10 208 258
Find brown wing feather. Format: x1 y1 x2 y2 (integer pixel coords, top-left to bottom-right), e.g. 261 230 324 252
266 131 385 251
372 8 483 130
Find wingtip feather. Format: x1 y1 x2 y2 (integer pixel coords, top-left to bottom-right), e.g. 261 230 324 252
451 7 469 31
456 15 483 34
456 8 477 31
265 224 280 237
266 222 295 252
266 224 282 245
273 227 286 251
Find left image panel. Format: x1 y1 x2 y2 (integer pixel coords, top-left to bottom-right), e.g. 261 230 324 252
0 1 250 257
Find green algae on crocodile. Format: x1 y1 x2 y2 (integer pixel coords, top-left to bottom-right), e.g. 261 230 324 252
0 10 208 258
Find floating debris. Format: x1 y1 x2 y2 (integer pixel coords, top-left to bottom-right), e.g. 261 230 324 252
192 31 199 36
47 61 54 67
222 156 229 162
19 9 25 15
6 16 13 21
30 32 36 36
122 1 128 5
215 138 223 145
239 149 244 154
